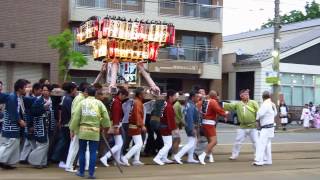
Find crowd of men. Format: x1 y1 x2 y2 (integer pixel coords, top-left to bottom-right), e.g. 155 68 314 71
0 79 277 179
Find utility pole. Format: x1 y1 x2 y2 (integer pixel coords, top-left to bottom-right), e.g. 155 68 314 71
273 0 281 125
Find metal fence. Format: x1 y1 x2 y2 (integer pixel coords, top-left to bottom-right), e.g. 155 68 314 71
159 0 222 20
74 42 92 55
73 42 219 64
159 46 219 64
75 0 144 12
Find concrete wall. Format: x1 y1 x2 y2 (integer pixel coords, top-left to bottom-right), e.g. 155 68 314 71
254 65 273 103
0 0 69 84
209 79 222 97
222 53 236 73
227 72 236 100
200 63 221 79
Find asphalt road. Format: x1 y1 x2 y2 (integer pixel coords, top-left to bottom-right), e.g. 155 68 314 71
216 123 320 144
1 123 319 180
1 151 320 180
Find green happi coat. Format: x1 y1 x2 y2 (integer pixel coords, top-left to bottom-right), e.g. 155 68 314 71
69 92 86 134
224 100 259 129
70 96 111 141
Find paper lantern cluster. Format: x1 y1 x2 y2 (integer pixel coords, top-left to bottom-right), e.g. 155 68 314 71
76 16 176 63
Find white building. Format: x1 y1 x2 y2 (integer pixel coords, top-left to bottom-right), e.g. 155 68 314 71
223 18 320 106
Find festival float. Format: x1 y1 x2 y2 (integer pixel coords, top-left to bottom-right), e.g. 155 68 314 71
75 15 176 95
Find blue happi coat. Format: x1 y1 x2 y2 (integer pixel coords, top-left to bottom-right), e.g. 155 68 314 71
0 92 35 138
184 100 199 137
31 96 55 143
23 96 37 140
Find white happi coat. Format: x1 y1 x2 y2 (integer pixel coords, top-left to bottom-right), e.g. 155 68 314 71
255 98 277 165
257 99 277 136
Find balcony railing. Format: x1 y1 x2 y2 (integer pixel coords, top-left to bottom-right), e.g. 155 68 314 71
74 42 219 64
159 46 219 64
159 0 222 20
74 41 92 55
75 0 144 12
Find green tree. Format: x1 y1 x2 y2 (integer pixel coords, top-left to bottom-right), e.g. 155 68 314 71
261 0 320 29
48 29 87 81
305 0 320 19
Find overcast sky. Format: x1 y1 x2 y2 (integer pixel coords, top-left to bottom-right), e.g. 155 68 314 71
223 0 320 35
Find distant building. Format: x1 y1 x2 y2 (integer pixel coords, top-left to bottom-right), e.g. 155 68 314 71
223 18 320 106
70 0 224 93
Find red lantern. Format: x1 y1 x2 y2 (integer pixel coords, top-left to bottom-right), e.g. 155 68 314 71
169 24 175 46
152 43 159 62
93 19 99 39
148 42 159 62
86 16 100 41
101 17 110 38
108 39 116 59
166 24 175 46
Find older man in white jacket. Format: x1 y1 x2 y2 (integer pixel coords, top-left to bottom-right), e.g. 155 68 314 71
253 91 277 166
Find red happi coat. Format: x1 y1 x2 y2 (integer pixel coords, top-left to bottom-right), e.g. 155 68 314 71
111 96 123 135
203 97 226 122
160 100 177 136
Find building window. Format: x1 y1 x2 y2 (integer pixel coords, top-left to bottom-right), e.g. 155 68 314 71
280 73 316 106
181 35 214 62
125 0 138 5
292 87 303 106
0 42 4 48
112 0 138 6
77 0 106 8
160 0 176 9
77 0 95 7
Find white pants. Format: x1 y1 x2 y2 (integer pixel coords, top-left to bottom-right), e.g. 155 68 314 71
65 135 89 169
175 136 196 161
231 128 257 158
195 136 208 156
102 135 123 163
155 136 172 161
28 141 49 166
303 118 310 128
125 135 143 161
255 128 274 165
20 139 36 161
0 138 20 165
